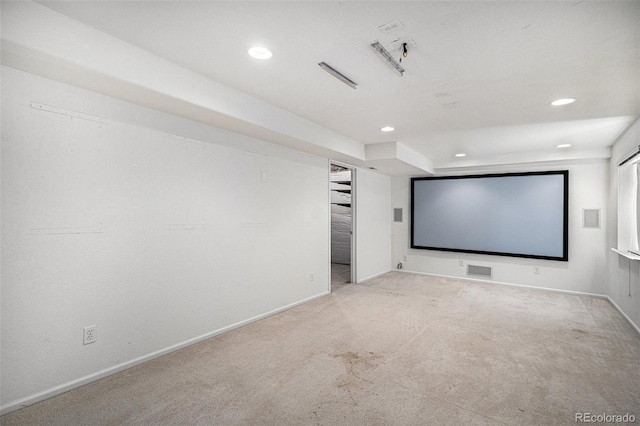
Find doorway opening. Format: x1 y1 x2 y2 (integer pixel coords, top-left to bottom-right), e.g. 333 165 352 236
330 163 355 291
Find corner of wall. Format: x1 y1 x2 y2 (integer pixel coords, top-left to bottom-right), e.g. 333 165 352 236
607 117 640 333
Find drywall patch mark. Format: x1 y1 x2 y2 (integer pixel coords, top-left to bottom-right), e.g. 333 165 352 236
242 150 269 159
163 224 206 231
378 20 404 35
163 134 206 149
241 222 268 228
30 102 106 125
28 227 106 235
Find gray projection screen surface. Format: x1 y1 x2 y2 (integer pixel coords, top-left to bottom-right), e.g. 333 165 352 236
411 171 568 261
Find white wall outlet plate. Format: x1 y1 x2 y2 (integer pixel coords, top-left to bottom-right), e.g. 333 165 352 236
83 325 97 345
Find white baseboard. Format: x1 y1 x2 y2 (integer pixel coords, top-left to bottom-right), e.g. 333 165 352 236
4 271 638 417
396 269 640 336
606 296 640 336
0 291 330 416
357 269 393 284
396 269 609 298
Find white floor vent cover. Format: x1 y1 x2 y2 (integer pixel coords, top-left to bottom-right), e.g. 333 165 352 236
467 264 492 278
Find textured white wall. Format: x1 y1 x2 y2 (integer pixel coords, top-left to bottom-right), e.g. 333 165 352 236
356 169 392 282
0 68 331 410
607 118 640 331
392 160 609 295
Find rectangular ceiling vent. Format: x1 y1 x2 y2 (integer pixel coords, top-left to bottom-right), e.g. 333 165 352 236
318 62 357 89
467 264 492 278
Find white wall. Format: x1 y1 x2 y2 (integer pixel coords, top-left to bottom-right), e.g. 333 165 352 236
0 67 332 411
356 169 392 282
392 160 609 295
607 118 640 331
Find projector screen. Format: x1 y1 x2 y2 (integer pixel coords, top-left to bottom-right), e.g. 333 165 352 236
411 171 569 261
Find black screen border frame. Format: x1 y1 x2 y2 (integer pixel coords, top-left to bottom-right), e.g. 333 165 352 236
410 170 569 262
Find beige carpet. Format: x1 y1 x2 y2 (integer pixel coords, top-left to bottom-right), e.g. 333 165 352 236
2 272 639 425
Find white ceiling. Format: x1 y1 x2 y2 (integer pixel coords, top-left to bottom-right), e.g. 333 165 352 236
24 1 640 171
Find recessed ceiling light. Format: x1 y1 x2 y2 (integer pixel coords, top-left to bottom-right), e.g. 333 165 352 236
248 46 272 60
551 98 577 106
455 153 466 157
557 144 572 148
381 126 395 132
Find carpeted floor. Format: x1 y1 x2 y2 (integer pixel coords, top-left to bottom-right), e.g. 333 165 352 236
2 272 639 425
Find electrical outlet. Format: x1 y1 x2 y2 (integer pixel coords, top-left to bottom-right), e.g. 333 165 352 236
459 259 464 267
309 272 314 282
534 266 540 274
83 325 97 345
403 255 408 262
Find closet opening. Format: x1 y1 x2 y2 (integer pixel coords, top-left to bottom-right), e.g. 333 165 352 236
330 163 356 291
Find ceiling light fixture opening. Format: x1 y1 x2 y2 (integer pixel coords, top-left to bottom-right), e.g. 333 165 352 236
248 46 272 60
551 98 577 106
381 126 395 132
557 144 572 148
455 153 466 157
370 41 405 76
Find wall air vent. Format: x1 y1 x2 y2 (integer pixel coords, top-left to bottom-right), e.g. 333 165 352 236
394 208 403 222
467 264 492 278
583 209 601 229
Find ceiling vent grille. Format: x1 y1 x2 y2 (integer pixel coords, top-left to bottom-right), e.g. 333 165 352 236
318 62 357 89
